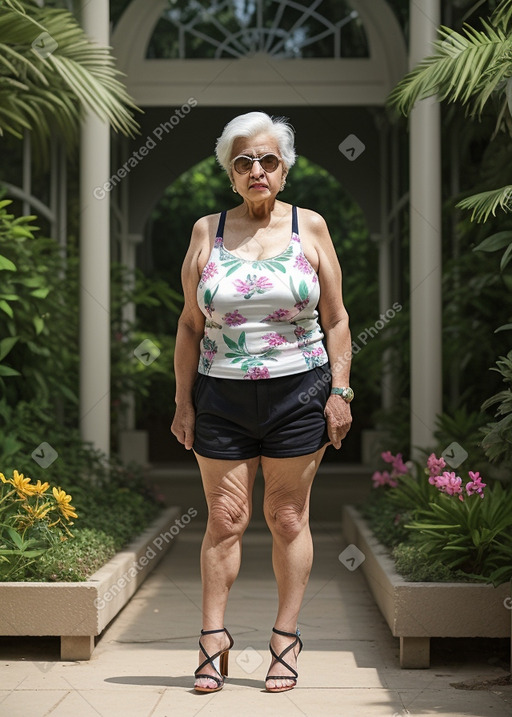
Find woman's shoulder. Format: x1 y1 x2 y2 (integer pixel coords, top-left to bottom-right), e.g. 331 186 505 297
296 206 329 236
191 211 223 237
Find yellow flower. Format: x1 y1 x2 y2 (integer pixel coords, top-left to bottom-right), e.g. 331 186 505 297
52 487 78 520
22 502 52 521
0 473 7 483
31 479 50 495
12 470 36 497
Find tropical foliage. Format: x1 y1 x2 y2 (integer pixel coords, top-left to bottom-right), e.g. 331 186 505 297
0 0 139 158
387 0 512 467
363 451 512 586
388 0 512 223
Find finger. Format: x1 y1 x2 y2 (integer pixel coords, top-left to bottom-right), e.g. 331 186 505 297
184 426 195 450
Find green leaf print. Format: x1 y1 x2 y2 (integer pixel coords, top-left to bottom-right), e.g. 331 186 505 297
225 261 244 276
223 334 242 352
298 279 309 301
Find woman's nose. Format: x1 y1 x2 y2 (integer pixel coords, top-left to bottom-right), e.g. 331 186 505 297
250 160 264 177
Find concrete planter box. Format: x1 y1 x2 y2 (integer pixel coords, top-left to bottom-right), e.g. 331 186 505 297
342 505 511 668
0 505 181 660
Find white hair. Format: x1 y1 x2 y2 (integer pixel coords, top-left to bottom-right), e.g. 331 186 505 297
215 111 296 175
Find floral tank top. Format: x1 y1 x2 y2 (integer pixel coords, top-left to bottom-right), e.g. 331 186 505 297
196 206 328 380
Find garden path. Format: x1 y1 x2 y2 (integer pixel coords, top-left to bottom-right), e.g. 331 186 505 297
1 463 511 717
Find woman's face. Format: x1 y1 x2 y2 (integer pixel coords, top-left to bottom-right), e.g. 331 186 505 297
229 133 286 201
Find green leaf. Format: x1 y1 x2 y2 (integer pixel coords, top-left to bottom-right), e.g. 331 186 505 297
0 335 19 361
0 255 16 271
0 300 13 318
473 231 512 253
223 334 240 352
500 242 512 271
7 527 24 550
0 365 21 377
495 323 512 332
33 316 44 335
298 279 309 301
457 186 512 223
29 287 50 299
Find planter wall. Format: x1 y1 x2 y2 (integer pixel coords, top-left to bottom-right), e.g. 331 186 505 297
0 505 181 660
342 505 511 668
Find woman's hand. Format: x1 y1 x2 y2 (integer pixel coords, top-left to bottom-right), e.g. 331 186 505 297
171 403 196 450
324 395 352 450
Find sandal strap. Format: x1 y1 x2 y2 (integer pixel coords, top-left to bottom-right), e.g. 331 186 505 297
266 627 302 681
195 627 233 679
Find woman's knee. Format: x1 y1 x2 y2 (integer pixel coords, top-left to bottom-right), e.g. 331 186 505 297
207 494 251 541
264 499 307 540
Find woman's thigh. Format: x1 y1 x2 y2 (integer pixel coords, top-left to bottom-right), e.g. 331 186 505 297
195 454 260 522
261 447 326 517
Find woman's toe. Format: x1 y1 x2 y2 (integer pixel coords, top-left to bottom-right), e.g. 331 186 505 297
195 677 218 690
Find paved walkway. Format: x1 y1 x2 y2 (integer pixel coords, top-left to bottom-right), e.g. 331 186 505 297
1 465 511 717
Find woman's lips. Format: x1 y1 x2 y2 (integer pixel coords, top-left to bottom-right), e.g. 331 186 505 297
250 183 268 189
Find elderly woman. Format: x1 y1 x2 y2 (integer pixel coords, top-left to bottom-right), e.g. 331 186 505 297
171 111 352 693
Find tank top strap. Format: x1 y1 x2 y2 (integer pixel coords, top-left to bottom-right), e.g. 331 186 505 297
215 207 297 242
292 205 298 235
216 210 227 239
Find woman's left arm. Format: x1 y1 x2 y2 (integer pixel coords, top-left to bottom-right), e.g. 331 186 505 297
302 209 352 449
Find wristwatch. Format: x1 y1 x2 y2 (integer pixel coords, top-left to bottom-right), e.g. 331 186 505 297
331 387 354 403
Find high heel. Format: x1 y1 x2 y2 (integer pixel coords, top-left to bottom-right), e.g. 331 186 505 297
194 627 234 693
265 627 303 693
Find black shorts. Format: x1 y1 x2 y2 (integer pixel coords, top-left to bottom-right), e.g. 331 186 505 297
192 364 331 460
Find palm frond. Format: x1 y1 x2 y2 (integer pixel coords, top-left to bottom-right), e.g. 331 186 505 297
387 21 511 117
492 0 512 31
0 1 140 153
456 185 512 222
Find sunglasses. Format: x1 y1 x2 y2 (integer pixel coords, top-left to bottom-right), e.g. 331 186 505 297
231 153 281 175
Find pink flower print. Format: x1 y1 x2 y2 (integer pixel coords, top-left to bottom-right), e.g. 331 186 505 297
201 262 218 282
294 253 312 274
465 471 486 497
244 366 270 380
263 308 290 322
426 453 446 477
294 325 306 339
223 310 247 327
372 470 398 489
214 236 223 248
294 298 309 313
262 332 287 347
234 274 273 299
291 232 300 242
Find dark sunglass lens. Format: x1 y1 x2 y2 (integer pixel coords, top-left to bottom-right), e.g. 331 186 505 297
260 155 279 172
234 156 252 173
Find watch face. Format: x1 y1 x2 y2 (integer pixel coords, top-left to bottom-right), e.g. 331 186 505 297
342 388 354 402
332 387 354 402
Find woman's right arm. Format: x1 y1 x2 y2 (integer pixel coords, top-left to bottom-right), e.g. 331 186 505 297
170 216 211 450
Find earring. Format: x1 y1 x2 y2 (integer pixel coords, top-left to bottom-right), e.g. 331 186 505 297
232 185 237 193
280 180 286 192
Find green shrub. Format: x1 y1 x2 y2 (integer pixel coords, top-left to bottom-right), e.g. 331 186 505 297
392 544 476 583
30 529 117 582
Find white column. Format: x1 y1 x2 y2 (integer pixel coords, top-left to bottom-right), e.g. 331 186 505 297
79 0 110 456
409 0 442 454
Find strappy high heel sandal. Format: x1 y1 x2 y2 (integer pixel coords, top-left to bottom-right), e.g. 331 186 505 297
265 627 303 693
194 627 234 693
